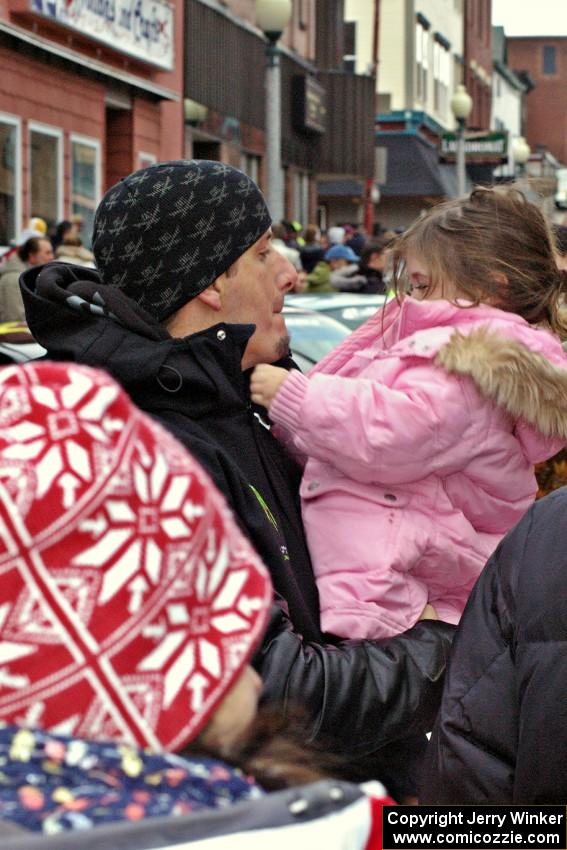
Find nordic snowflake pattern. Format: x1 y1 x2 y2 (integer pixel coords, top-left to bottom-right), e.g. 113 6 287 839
0 363 271 752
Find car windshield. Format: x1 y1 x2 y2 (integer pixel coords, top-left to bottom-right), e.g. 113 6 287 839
325 304 381 330
284 312 349 366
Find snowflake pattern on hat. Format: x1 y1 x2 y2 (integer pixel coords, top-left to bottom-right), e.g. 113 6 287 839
0 363 272 752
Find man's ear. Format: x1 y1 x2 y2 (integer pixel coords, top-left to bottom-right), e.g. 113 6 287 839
196 280 223 311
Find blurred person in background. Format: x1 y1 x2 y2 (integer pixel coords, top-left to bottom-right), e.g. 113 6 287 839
326 244 367 292
357 237 394 295
346 224 367 257
0 235 53 323
53 220 95 267
299 224 325 274
271 222 302 271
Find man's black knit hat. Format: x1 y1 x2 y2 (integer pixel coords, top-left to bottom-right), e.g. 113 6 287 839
92 160 272 321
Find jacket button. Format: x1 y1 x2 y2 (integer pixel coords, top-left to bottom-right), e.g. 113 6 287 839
289 798 309 815
216 329 226 341
384 493 397 501
307 481 319 492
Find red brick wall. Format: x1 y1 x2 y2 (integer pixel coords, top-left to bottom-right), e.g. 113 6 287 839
507 37 567 165
0 46 105 223
464 0 492 130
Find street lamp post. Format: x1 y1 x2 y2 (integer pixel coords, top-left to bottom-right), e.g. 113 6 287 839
450 84 473 197
512 135 531 179
256 0 292 223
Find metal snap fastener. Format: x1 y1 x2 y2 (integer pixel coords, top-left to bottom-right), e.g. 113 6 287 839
307 481 319 492
289 798 309 815
216 329 227 341
329 786 345 801
384 493 397 502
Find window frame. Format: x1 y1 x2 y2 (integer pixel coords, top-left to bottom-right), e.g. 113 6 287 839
0 112 22 248
28 121 64 226
69 133 101 249
543 44 557 75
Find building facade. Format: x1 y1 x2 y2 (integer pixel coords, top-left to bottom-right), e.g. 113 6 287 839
183 0 376 228
463 0 492 132
0 0 184 248
506 36 567 167
356 0 465 228
491 26 531 180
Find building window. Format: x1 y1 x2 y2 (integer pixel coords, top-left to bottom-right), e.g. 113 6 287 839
70 135 100 250
543 45 556 75
0 114 20 247
29 124 62 230
416 22 429 104
433 40 450 117
240 152 260 184
343 21 356 72
293 170 310 226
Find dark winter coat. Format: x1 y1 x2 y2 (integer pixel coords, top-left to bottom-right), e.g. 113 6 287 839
21 262 455 796
421 487 567 803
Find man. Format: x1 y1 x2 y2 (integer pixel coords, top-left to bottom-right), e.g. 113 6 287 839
0 236 54 323
21 160 454 799
326 244 367 292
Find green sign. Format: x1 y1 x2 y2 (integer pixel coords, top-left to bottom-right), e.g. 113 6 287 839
439 131 508 164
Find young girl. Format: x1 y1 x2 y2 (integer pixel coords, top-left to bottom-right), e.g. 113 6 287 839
251 187 567 640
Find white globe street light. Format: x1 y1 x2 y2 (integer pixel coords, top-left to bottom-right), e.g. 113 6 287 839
450 84 473 196
512 136 531 177
257 0 293 223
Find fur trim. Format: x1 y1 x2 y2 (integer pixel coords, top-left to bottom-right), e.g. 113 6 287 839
435 327 567 440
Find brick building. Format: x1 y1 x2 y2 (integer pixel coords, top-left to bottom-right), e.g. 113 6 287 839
463 0 492 132
184 0 376 227
507 36 567 166
0 0 184 248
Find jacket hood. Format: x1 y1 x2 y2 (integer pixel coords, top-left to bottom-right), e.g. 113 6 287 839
313 295 567 451
436 327 567 442
20 262 256 418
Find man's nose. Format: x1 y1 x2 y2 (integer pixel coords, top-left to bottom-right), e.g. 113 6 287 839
278 257 298 293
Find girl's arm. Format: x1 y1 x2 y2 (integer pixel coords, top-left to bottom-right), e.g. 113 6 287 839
252 363 475 486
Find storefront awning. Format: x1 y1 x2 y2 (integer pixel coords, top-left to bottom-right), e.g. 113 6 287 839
0 21 179 101
377 134 459 198
317 179 365 197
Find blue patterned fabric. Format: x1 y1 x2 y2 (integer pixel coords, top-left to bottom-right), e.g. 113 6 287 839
0 724 263 834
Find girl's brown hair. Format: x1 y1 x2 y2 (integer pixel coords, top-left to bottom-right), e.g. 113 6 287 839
391 186 567 340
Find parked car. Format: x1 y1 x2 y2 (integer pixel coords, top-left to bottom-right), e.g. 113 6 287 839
282 305 350 372
285 292 388 332
0 323 45 365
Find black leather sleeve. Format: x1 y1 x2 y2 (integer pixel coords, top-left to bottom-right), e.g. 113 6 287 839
254 602 455 757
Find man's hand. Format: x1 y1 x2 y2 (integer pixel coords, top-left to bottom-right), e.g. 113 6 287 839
250 364 290 409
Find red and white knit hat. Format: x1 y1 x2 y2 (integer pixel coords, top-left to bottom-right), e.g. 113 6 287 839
0 362 272 752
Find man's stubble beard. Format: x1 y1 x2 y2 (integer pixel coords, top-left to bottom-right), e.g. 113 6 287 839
275 332 291 361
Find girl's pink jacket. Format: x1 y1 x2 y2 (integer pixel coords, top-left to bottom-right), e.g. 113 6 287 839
269 297 567 639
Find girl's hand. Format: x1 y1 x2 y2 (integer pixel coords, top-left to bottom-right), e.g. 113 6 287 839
250 365 290 409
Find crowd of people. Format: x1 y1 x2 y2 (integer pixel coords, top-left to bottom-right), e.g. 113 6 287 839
0 160 565 841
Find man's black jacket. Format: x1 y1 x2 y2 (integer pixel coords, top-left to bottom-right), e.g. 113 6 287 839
21 263 454 780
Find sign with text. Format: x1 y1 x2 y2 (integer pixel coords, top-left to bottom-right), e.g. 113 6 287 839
383 805 567 849
30 0 174 69
293 75 326 135
440 131 508 164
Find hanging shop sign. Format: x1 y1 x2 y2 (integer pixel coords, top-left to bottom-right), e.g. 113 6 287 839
293 75 326 135
439 131 508 164
30 0 174 70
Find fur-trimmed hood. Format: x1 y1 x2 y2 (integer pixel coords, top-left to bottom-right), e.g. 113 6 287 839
436 327 567 441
